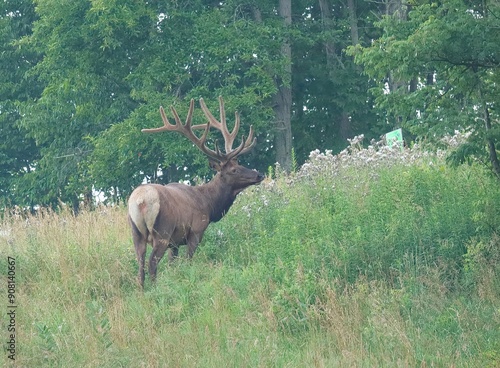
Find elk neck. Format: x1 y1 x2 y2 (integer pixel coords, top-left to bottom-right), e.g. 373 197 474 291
198 173 237 223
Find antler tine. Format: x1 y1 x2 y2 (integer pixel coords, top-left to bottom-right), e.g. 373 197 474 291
241 125 256 153
141 106 174 133
219 97 242 152
218 96 242 153
142 98 196 134
171 98 193 129
199 98 222 129
200 96 240 153
225 125 257 161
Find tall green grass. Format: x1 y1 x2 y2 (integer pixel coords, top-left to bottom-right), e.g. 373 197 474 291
1 142 500 367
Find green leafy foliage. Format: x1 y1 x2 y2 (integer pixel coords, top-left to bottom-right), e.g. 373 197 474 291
349 0 500 176
10 0 149 208
0 0 41 208
2 0 500 209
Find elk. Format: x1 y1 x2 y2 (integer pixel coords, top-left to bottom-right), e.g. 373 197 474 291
128 97 264 287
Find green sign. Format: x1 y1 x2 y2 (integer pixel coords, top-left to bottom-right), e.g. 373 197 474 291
386 128 403 149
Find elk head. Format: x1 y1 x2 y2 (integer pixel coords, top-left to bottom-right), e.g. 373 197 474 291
128 97 264 287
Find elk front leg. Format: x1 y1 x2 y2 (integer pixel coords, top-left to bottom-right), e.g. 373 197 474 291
149 238 169 283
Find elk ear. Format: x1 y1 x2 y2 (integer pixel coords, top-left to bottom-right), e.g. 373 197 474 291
209 160 222 172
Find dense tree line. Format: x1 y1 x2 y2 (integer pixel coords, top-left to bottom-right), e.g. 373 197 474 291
1 0 499 211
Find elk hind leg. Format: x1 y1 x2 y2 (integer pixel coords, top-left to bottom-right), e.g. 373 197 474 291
130 219 147 288
149 238 169 283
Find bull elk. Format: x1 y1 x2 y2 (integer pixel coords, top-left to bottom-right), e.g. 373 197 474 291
128 97 264 287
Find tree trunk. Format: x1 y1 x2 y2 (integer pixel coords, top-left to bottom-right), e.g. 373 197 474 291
484 106 500 179
319 0 336 69
344 0 361 140
320 0 355 141
479 0 500 178
340 112 352 141
347 0 359 46
385 0 410 94
273 0 293 172
478 84 500 179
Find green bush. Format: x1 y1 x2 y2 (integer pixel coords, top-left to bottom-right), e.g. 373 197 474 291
208 142 500 290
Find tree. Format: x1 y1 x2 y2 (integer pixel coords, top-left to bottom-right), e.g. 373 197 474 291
17 0 151 210
0 0 41 210
350 0 500 178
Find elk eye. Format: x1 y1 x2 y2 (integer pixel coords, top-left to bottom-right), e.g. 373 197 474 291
232 168 238 174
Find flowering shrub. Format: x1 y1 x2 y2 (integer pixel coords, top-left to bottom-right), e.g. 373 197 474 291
440 130 473 148
297 130 477 182
298 134 433 181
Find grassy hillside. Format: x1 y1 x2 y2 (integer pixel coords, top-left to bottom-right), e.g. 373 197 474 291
2 138 500 367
